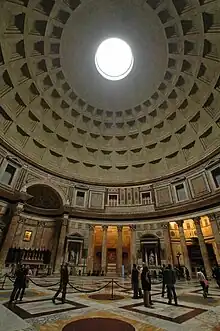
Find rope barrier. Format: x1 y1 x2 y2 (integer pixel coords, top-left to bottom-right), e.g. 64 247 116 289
68 281 111 293
7 275 15 283
28 278 60 287
113 281 132 290
0 273 7 279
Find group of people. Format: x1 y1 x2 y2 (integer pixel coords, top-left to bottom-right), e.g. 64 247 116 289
9 263 69 304
132 263 179 307
132 263 214 307
9 264 32 303
10 262 215 306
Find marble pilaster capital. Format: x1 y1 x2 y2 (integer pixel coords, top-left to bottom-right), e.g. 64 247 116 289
176 220 184 228
193 217 201 226
117 225 123 232
18 217 25 224
130 225 136 231
38 221 45 227
88 224 95 232
161 222 169 229
15 203 24 216
209 213 217 222
62 214 69 226
102 225 108 231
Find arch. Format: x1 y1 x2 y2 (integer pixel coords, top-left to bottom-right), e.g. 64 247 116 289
21 180 66 205
26 184 63 210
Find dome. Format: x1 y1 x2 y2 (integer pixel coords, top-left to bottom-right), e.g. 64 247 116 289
0 0 220 184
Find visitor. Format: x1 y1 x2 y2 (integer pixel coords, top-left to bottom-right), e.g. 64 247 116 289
197 267 208 298
9 264 26 303
131 264 139 299
164 264 178 305
161 264 166 297
185 266 190 281
212 265 220 288
141 266 153 308
19 265 30 301
137 266 143 298
52 264 69 304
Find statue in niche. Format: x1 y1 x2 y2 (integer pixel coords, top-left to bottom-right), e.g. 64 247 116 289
149 251 155 265
70 250 76 264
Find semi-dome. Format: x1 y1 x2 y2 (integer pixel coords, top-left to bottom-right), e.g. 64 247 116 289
0 0 220 184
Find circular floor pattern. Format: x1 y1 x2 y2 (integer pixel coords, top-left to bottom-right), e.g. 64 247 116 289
62 318 135 331
88 293 124 300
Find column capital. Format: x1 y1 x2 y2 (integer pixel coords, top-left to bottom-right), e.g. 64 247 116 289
15 202 24 216
130 224 136 231
18 217 25 224
62 214 69 226
209 213 217 222
193 217 201 225
38 221 45 227
161 222 169 229
102 225 108 231
176 220 184 227
117 225 123 232
88 224 95 231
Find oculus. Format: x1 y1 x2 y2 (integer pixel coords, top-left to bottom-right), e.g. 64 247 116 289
95 38 134 81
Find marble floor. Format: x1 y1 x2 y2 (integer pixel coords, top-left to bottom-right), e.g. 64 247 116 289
0 276 220 331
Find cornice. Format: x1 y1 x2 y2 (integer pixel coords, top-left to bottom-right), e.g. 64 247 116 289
1 138 220 187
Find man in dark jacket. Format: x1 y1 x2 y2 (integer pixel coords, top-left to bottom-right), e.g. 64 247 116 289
163 264 178 305
52 264 69 304
131 264 139 299
141 266 153 308
9 265 26 303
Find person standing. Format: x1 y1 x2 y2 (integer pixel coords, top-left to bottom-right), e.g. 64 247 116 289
212 265 220 288
52 264 69 304
9 265 25 303
131 264 139 299
185 267 190 281
197 267 208 298
164 264 178 305
141 266 153 308
161 264 166 297
137 266 143 298
20 266 32 301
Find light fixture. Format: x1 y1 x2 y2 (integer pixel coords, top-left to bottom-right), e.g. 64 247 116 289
95 38 134 81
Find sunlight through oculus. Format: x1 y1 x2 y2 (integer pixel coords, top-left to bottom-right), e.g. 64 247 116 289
95 38 134 81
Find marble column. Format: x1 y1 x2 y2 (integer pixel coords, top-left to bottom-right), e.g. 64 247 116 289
0 203 24 269
117 225 123 275
33 221 45 248
177 220 192 277
87 225 95 272
193 217 212 278
54 214 68 272
161 223 173 265
209 213 220 260
79 243 83 265
130 225 137 269
101 225 108 273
